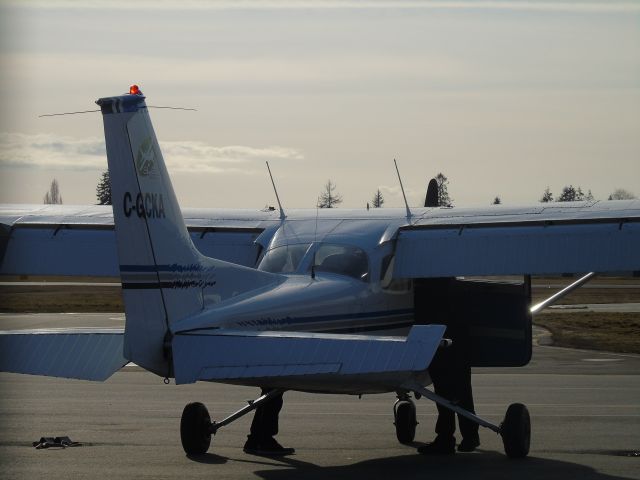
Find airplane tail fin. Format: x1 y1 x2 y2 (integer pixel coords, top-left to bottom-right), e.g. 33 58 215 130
97 88 280 376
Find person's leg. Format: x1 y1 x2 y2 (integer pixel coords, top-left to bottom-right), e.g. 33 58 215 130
418 351 456 455
248 389 283 441
244 390 294 456
434 382 456 439
455 365 480 451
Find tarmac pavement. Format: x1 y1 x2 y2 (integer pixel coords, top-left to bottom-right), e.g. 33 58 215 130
0 313 639 480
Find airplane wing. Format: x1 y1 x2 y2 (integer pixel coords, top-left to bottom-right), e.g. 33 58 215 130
0 328 126 381
0 204 276 275
394 200 640 277
2 199 639 278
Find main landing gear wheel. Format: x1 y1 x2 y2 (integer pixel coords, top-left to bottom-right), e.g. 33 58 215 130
394 400 418 444
500 403 531 459
180 402 212 455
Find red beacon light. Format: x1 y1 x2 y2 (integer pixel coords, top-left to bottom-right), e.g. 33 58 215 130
129 84 142 95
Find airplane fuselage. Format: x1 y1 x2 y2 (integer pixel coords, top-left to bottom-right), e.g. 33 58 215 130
171 220 416 338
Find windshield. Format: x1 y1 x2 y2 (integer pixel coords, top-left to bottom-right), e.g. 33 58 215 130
312 244 369 281
258 243 310 273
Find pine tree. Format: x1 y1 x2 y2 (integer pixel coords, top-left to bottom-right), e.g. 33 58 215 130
96 171 112 205
435 172 451 206
557 185 591 202
540 187 553 203
557 185 577 202
492 196 501 205
372 189 384 208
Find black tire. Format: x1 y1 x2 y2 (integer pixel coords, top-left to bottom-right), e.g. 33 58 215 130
394 400 417 444
501 403 530 459
180 402 212 455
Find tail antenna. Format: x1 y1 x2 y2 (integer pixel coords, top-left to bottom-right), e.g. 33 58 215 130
266 161 286 220
394 158 412 221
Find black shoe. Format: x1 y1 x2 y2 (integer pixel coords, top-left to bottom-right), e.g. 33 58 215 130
417 436 456 455
458 437 480 452
243 437 295 456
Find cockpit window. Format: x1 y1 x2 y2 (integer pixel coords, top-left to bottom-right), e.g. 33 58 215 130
258 244 310 273
312 244 369 281
380 254 394 286
380 253 411 291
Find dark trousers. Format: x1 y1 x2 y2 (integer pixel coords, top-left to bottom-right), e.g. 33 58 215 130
429 344 479 441
248 389 283 441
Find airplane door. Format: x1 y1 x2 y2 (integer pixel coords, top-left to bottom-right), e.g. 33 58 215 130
414 278 531 367
451 278 531 367
0 224 9 268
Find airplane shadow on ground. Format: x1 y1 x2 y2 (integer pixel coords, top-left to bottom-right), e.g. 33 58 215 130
187 453 228 465
231 450 635 480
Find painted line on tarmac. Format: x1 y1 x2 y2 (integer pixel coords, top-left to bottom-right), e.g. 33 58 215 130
536 344 640 359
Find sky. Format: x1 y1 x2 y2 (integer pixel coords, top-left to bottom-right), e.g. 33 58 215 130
0 0 638 209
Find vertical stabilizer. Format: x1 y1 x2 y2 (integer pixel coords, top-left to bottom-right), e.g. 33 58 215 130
97 88 281 375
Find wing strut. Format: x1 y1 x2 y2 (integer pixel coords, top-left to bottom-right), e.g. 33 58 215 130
404 381 531 458
209 389 284 434
530 272 596 314
405 381 500 433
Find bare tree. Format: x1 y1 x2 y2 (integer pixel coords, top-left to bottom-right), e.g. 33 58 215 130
371 189 384 208
317 180 343 208
435 173 451 206
608 188 637 200
43 179 63 204
540 187 553 203
96 171 112 205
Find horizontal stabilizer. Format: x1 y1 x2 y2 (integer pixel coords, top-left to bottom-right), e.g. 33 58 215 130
172 325 445 393
0 328 126 381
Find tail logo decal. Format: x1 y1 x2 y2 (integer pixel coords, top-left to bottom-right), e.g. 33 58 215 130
135 137 157 176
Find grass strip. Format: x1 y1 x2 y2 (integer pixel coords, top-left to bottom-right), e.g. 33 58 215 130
534 312 640 354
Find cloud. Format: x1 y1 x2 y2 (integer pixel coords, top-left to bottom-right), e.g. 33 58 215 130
378 184 423 205
161 141 304 173
0 132 304 173
0 132 107 170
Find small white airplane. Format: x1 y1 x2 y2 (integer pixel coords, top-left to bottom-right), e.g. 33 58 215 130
1 86 639 460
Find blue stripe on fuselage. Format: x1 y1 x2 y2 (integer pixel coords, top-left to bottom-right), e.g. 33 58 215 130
233 308 413 329
119 264 212 272
179 309 415 335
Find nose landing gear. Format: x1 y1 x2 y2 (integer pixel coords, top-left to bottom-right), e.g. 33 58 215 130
500 403 531 458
